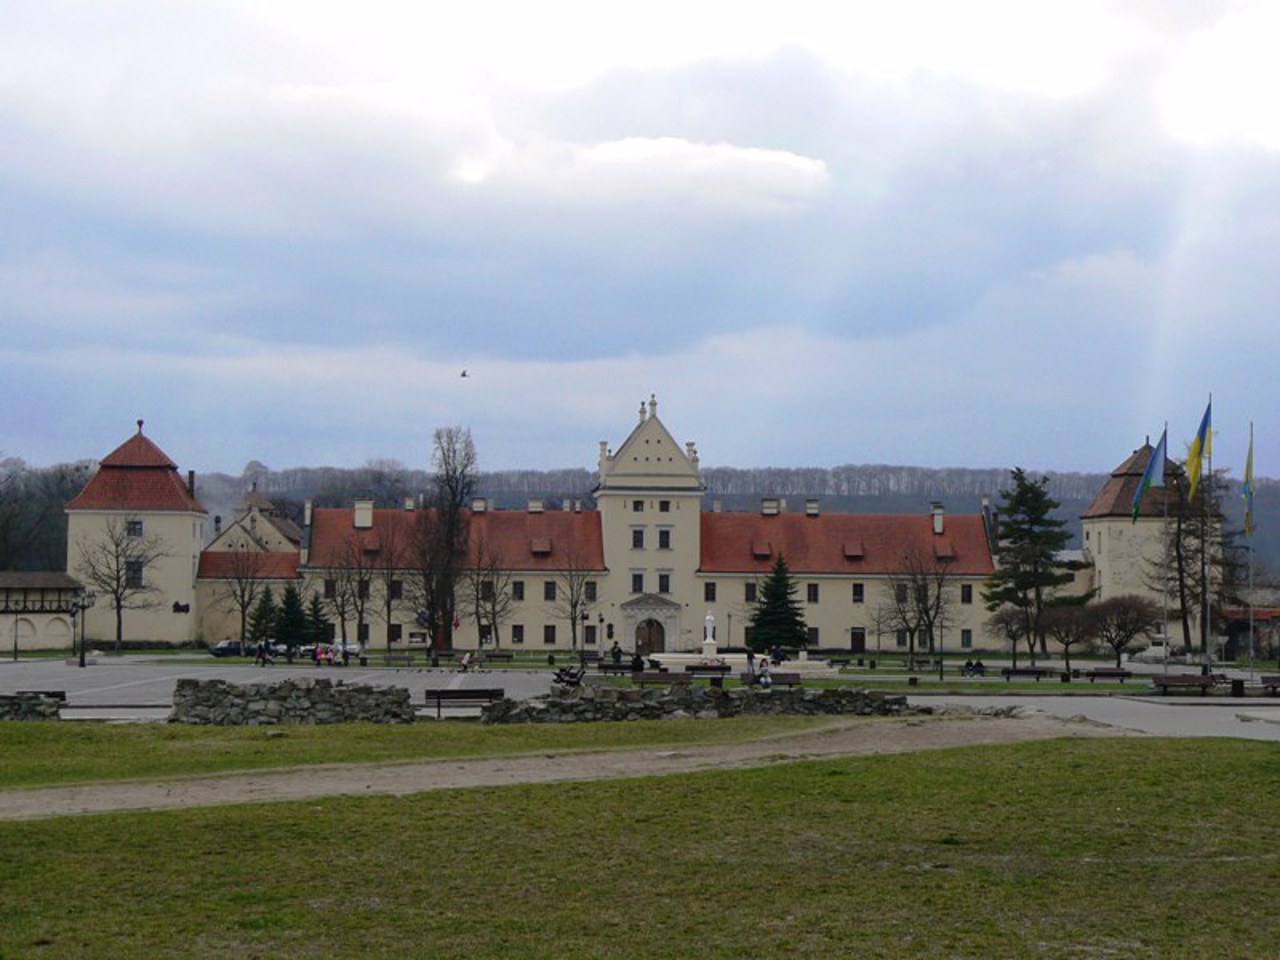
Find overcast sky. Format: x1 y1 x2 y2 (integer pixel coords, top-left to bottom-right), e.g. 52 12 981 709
3 1 1278 480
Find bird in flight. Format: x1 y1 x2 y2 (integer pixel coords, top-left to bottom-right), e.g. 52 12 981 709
460 370 469 378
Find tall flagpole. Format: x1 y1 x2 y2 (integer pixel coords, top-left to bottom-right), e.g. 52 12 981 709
1201 394 1212 666
1247 422 1255 681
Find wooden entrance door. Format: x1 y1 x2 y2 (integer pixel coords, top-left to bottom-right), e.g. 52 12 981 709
636 619 665 654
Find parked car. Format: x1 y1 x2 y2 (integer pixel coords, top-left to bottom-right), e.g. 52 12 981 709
210 640 250 657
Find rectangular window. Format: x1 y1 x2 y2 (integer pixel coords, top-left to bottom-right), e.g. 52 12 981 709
896 629 907 648
704 582 717 603
480 580 494 601
658 528 671 550
961 584 974 604
543 624 556 645
389 580 403 600
388 623 402 643
543 581 556 602
324 579 336 599
631 572 644 594
512 580 525 601
584 624 598 646
125 560 144 588
807 627 820 646
806 583 819 603
745 582 757 603
658 573 670 594
961 628 973 648
357 622 370 642
632 500 644 512
585 580 597 602
126 519 143 537
512 624 525 644
895 583 908 603
632 528 645 549
659 500 671 512
852 583 864 604
358 579 370 600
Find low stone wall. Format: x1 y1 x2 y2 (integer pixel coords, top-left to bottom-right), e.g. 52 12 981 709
481 683 914 724
0 693 61 720
169 677 415 725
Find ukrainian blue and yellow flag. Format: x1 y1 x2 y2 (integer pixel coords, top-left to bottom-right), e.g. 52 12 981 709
1131 429 1166 523
1186 400 1212 501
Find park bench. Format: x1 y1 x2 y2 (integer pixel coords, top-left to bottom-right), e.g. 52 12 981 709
422 688 506 718
1084 667 1133 683
631 671 691 688
740 672 802 688
379 652 415 666
1260 675 1280 695
1001 667 1056 682
598 662 632 675
1150 674 1215 695
685 664 731 675
16 690 67 702
484 650 514 663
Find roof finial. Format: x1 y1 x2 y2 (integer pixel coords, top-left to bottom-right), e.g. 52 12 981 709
649 394 657 419
639 400 646 423
137 419 144 434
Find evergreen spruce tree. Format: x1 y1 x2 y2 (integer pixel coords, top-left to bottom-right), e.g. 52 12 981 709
247 586 278 646
275 583 308 654
982 468 1074 663
747 554 808 652
305 593 331 648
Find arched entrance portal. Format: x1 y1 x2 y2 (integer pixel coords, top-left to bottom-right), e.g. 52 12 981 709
635 618 666 654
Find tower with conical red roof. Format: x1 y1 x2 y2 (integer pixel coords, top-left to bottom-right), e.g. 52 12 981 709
65 421 207 646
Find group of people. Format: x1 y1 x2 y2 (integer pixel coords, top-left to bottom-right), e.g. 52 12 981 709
312 643 352 667
961 659 987 677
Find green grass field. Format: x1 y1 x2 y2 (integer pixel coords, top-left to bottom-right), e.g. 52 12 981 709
2 722 1279 958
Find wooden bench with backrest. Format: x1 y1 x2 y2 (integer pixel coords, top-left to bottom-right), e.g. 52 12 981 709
1001 667 1056 682
1150 674 1216 695
1260 675 1280 695
631 671 691 688
423 688 506 718
739 672 802 688
598 662 632 675
685 664 732 676
1084 667 1133 683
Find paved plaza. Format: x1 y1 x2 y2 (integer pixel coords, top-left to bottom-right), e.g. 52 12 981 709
3 655 1280 738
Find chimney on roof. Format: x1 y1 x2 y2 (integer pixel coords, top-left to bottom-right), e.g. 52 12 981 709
354 498 374 529
471 497 488 513
404 496 415 511
805 499 819 517
762 497 780 516
528 498 544 513
932 502 945 535
304 500 313 527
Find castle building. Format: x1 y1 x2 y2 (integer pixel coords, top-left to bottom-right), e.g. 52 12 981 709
63 400 1132 655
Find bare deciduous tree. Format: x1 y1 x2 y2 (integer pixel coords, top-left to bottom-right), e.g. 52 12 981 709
410 428 476 649
74 515 169 651
214 547 269 646
1092 595 1161 667
459 535 513 648
550 537 597 651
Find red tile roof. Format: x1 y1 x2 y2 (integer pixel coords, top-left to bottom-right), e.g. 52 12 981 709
66 427 205 514
700 512 994 576
306 506 605 571
197 552 300 580
1081 443 1178 520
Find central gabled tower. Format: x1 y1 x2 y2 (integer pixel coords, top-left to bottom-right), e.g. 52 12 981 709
594 395 704 652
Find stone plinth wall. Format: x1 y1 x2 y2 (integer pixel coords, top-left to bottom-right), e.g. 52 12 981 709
170 678 415 725
0 693 61 720
482 684 913 724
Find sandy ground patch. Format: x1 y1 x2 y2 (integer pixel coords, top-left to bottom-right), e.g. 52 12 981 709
0 711 1128 821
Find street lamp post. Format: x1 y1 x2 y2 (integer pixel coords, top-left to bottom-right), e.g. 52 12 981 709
75 590 97 668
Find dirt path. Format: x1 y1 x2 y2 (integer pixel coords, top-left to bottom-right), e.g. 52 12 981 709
0 712 1128 821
